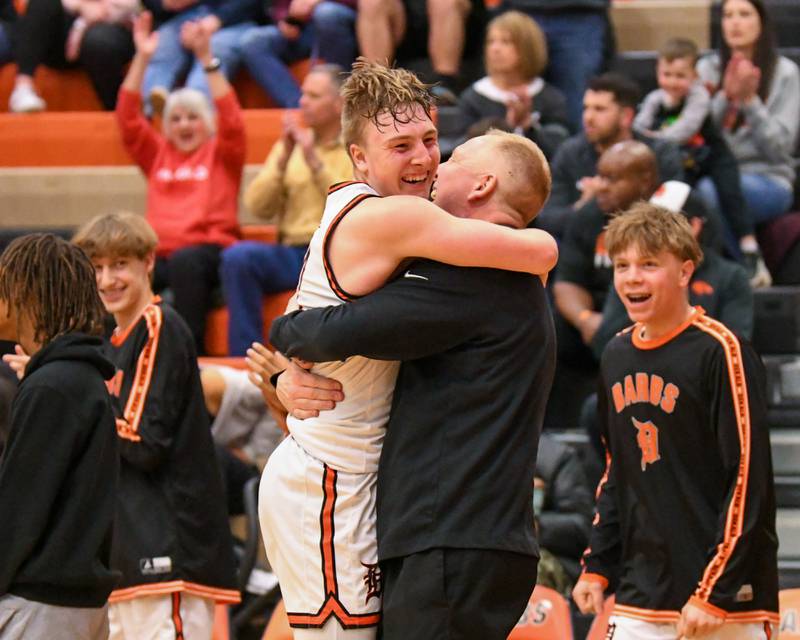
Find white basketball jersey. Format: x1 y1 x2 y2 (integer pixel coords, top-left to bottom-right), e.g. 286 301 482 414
289 181 399 474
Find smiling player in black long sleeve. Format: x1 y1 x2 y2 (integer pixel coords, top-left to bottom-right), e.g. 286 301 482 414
572 203 777 640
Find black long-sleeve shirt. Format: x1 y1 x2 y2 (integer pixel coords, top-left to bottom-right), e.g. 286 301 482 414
0 334 119 608
107 300 238 602
583 309 778 624
271 260 556 561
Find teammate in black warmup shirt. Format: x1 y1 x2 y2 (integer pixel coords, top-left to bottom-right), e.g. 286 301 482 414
74 212 238 639
573 203 778 640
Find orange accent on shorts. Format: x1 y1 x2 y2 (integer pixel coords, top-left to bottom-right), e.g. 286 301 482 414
287 596 381 629
172 592 185 640
612 603 681 623
726 611 780 624
321 465 338 596
109 581 241 605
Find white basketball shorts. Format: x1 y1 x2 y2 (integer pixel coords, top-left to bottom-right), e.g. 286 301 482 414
259 436 381 633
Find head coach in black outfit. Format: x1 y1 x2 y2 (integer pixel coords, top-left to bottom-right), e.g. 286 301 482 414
269 131 557 640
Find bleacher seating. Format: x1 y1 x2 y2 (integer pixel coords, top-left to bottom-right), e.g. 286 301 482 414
0 60 312 112
508 585 574 640
204 290 294 357
1 4 799 637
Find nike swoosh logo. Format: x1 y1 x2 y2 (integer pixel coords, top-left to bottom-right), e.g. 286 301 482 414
403 270 429 281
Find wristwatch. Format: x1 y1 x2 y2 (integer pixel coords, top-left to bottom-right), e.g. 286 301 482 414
203 57 222 73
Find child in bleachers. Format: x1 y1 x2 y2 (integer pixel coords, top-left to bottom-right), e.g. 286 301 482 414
73 212 239 639
634 38 711 148
633 37 768 286
116 11 245 354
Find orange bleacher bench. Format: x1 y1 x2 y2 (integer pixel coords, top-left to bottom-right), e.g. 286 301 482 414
205 290 294 357
202 225 288 357
0 59 311 113
0 106 290 167
508 585 573 640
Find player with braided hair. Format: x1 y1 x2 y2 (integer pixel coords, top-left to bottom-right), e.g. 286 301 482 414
0 234 118 639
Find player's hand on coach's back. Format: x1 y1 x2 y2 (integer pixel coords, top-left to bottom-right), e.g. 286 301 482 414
572 577 605 615
246 342 344 420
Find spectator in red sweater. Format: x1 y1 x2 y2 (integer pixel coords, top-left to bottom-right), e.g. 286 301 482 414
116 11 245 353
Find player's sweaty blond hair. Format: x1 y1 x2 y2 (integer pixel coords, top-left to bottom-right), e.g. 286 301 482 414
340 58 435 152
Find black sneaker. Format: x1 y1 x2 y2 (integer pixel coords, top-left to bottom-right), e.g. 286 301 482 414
743 250 772 288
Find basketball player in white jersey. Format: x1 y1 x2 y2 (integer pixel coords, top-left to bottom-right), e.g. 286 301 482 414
256 59 557 640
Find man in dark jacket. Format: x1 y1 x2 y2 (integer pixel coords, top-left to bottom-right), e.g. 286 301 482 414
534 433 593 585
538 73 685 238
0 234 118 639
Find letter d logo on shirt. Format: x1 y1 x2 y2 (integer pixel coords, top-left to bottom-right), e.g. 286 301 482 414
632 418 661 471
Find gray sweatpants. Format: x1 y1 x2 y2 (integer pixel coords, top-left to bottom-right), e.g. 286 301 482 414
0 594 109 639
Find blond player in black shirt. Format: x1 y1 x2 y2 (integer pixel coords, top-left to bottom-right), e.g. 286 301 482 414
573 203 778 639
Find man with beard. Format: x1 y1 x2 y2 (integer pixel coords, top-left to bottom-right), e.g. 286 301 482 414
537 73 684 237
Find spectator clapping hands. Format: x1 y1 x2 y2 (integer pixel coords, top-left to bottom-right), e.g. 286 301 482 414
723 52 761 103
505 86 533 131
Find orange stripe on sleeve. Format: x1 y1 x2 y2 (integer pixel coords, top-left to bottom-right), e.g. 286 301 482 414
691 314 751 603
328 180 366 195
121 304 163 438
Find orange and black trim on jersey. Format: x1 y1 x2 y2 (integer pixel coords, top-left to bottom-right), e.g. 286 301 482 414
328 180 368 195
581 441 613 571
322 192 377 302
691 313 752 605
286 465 381 630
109 580 241 604
610 603 779 626
114 303 163 442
